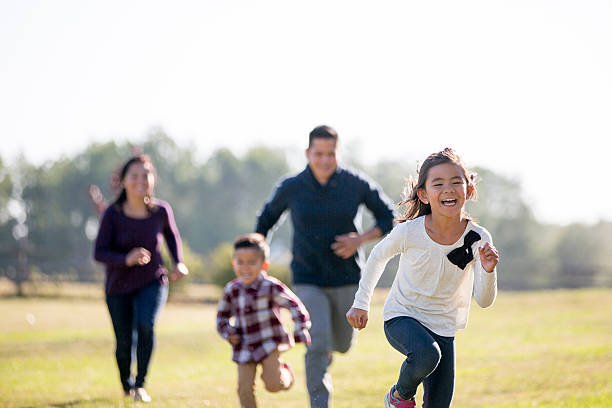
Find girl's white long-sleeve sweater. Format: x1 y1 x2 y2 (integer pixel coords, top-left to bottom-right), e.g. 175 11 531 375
352 216 497 337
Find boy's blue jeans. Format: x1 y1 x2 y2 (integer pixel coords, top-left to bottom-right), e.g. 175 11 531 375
106 279 168 392
384 316 455 408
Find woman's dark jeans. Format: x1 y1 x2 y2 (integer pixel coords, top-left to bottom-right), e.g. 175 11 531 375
384 316 455 408
106 279 168 391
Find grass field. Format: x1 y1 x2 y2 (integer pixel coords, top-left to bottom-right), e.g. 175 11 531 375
1 287 611 407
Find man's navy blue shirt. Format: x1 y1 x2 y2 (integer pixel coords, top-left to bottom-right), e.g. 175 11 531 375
256 165 395 287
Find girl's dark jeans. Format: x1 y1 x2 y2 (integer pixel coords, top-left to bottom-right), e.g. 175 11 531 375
106 279 168 391
384 316 455 408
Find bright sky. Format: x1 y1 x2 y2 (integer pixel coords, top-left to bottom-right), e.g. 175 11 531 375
1 1 611 225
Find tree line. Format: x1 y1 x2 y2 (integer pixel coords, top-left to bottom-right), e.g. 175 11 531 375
1 130 611 295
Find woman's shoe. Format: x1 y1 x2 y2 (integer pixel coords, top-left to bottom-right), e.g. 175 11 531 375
134 387 152 403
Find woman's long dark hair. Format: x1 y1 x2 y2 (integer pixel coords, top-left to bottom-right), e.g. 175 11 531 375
111 154 157 213
396 148 477 223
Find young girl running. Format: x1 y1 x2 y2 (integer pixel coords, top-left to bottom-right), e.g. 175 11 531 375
346 148 499 408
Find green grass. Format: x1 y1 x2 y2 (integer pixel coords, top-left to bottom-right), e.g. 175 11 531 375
1 288 611 407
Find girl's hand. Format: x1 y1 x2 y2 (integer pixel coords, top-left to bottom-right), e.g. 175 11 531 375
346 307 369 330
479 242 499 273
170 262 189 282
125 247 151 267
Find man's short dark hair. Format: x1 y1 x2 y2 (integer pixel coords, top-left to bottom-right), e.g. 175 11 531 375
233 233 270 260
309 125 338 147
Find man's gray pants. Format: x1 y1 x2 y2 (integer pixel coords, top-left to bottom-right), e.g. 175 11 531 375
293 284 358 408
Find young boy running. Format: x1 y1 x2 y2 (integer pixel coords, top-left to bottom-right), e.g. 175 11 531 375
216 233 311 408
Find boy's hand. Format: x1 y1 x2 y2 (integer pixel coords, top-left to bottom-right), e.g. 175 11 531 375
479 242 499 273
303 330 312 346
294 329 311 346
229 333 241 345
346 307 368 330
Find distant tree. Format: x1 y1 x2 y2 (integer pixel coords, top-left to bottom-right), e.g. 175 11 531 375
185 146 290 254
207 242 235 287
0 155 37 295
1 130 293 294
4 131 610 293
20 141 134 283
590 222 612 287
0 156 14 244
555 221 612 288
466 168 546 290
161 240 206 297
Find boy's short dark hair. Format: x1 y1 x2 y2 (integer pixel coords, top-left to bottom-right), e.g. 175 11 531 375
309 125 338 147
233 233 270 261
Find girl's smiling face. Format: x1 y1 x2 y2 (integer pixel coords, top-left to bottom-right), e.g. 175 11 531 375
418 162 469 218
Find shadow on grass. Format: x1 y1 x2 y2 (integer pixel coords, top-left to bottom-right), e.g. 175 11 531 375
19 397 111 408
0 292 220 305
0 294 102 301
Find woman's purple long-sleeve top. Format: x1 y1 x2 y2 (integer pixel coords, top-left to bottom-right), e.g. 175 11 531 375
94 199 183 295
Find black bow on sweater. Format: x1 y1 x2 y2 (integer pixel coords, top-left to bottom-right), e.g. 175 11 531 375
447 230 481 270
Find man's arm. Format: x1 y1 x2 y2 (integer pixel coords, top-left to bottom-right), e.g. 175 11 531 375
331 172 395 259
361 175 395 235
255 178 290 238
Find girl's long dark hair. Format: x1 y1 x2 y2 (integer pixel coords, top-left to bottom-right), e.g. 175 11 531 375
111 154 157 213
396 148 477 223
